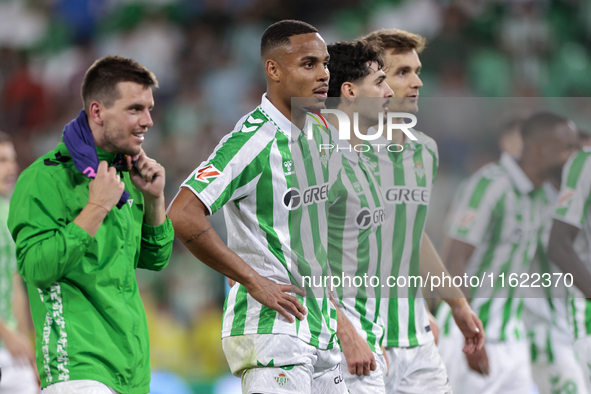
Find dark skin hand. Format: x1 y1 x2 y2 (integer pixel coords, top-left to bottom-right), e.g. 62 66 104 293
168 188 306 323
444 237 489 375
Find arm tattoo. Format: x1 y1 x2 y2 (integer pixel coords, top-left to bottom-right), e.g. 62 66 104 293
184 226 212 245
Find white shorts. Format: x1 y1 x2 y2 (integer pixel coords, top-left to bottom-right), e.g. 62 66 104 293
528 328 587 394
222 334 347 394
574 336 591 393
438 329 531 394
341 351 386 394
42 380 119 394
383 341 452 394
0 348 39 394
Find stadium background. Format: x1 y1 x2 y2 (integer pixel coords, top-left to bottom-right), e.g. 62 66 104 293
1 0 591 392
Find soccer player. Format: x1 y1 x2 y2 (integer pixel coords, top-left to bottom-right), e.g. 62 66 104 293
548 138 591 391
168 20 347 394
0 132 38 393
439 112 578 394
8 56 174 394
517 122 587 394
362 29 484 393
323 40 392 393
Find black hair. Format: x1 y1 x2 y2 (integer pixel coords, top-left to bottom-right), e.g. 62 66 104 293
261 20 318 57
521 112 570 142
326 40 384 98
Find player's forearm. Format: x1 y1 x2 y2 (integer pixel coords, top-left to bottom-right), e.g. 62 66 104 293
143 195 166 226
548 221 591 298
168 188 259 287
331 299 357 341
419 233 465 302
0 318 13 341
442 237 476 298
12 273 32 336
73 203 109 237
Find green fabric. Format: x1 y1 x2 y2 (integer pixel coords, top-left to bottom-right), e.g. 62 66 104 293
8 142 174 394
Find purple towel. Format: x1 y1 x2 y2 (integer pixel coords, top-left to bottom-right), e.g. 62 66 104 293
63 110 129 209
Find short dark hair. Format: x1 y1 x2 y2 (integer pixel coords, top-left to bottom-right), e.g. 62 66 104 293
261 20 318 57
327 40 384 98
521 112 570 142
0 132 11 144
81 55 158 113
363 29 426 55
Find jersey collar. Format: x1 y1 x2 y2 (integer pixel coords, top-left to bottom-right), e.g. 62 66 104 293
500 152 534 195
261 93 303 141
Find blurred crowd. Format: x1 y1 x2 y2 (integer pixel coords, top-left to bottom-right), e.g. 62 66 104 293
1 0 591 387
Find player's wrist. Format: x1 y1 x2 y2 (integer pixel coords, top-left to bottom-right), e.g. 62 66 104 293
446 297 469 311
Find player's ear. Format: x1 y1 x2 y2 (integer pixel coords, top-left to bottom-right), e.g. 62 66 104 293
341 82 356 100
265 59 281 83
87 101 104 127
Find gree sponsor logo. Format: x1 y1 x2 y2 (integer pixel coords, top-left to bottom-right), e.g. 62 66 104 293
282 183 329 210
384 187 429 205
355 207 386 229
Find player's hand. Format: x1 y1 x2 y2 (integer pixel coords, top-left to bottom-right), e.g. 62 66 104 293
466 346 489 376
2 329 35 368
88 161 126 211
227 277 236 287
244 274 306 323
339 324 377 376
381 345 389 376
427 309 440 345
450 299 485 354
128 148 165 200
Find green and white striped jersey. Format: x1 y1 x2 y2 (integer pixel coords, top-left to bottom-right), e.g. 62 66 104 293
181 95 337 349
524 182 573 361
441 152 546 342
0 197 17 348
554 147 591 340
360 131 438 348
327 132 386 354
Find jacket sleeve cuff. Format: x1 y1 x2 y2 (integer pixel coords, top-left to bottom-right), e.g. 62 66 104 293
67 221 94 247
142 217 174 245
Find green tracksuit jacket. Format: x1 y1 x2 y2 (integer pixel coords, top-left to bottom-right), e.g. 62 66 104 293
8 142 174 394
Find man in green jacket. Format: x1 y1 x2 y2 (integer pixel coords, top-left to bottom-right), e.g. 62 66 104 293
8 56 174 394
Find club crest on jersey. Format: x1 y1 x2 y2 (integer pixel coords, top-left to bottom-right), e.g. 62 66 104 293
319 149 329 167
283 160 293 175
352 182 363 194
274 372 289 387
557 187 575 208
194 164 221 183
414 161 425 180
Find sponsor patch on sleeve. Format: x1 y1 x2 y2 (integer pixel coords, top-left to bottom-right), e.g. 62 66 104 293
556 187 575 209
194 164 222 184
